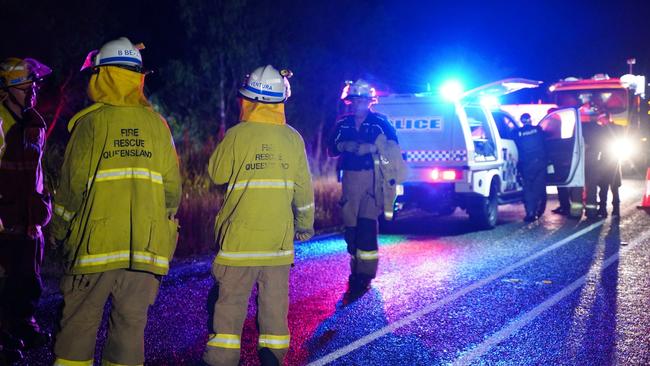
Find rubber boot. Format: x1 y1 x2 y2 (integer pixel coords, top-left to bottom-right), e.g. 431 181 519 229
598 204 608 218
258 347 280 366
344 227 356 256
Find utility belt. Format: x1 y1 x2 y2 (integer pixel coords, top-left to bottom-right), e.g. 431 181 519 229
338 167 373 182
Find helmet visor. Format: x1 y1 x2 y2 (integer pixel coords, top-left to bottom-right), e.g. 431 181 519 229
23 58 52 80
80 50 99 71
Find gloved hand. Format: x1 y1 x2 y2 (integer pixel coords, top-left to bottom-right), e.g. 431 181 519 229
356 143 377 155
337 141 359 154
295 230 314 242
27 225 42 240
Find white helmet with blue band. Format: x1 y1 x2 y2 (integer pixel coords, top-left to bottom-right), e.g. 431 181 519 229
239 65 292 103
81 37 144 71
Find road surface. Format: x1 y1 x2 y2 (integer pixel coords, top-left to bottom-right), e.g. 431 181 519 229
24 179 650 365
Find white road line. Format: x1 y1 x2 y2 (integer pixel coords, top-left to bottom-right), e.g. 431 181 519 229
307 220 605 366
451 227 650 366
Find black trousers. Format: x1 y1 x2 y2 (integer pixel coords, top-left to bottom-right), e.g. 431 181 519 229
521 160 547 217
0 234 44 331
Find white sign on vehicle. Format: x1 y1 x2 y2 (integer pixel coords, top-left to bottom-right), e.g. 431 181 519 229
389 116 443 131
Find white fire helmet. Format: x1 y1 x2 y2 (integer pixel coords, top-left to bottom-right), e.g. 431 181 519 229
81 37 145 71
239 65 292 103
341 79 377 104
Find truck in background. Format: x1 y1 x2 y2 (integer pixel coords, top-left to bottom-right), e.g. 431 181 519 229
548 73 647 169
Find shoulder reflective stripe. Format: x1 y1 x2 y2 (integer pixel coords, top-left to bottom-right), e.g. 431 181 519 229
53 358 93 366
92 168 163 185
356 249 379 260
217 250 293 260
258 334 290 349
207 333 241 349
75 250 169 270
297 203 315 212
228 179 294 191
54 204 75 222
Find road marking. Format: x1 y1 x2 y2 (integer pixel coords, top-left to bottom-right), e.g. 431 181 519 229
307 220 605 366
451 227 650 366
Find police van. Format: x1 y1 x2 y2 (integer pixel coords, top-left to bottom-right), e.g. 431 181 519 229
373 79 585 229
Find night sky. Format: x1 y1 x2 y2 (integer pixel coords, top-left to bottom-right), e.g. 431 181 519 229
2 0 650 122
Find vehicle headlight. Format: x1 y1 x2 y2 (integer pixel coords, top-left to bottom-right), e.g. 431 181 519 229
608 136 636 162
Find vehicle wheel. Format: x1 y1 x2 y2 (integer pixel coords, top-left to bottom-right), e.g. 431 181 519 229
469 182 498 229
436 205 456 216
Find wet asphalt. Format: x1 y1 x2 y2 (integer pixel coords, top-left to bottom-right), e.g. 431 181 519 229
23 179 650 365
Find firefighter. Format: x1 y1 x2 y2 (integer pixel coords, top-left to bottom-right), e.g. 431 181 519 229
328 79 398 296
0 57 53 358
514 113 547 222
50 37 182 366
203 65 314 366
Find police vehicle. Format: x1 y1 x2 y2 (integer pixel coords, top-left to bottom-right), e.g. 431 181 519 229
373 79 585 229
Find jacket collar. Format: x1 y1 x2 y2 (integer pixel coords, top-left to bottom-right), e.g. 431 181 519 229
87 66 150 107
239 98 286 125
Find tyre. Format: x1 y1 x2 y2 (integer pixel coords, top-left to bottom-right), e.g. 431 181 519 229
436 205 456 216
468 182 498 229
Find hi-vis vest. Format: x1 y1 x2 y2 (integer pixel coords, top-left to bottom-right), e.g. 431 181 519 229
208 118 314 267
52 102 181 275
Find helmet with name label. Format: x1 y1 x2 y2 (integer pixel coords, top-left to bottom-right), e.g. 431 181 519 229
340 79 377 104
81 37 145 72
239 65 292 103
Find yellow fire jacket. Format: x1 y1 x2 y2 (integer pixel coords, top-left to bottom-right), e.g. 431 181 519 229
373 134 407 220
208 99 314 266
51 66 182 275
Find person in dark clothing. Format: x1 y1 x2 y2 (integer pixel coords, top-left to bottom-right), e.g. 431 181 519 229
0 57 52 361
597 119 622 217
514 113 547 222
552 188 571 215
581 117 607 219
328 79 398 298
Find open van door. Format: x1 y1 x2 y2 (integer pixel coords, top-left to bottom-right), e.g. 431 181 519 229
462 78 543 100
538 108 584 187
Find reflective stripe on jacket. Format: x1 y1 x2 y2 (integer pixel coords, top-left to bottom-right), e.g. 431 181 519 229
52 66 182 275
208 100 314 267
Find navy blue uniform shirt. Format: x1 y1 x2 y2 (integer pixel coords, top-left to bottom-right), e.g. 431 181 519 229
328 112 398 171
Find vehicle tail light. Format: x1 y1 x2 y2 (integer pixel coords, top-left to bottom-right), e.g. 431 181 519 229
429 168 460 181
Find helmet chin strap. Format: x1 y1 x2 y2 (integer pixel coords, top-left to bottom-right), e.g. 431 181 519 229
4 87 31 117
